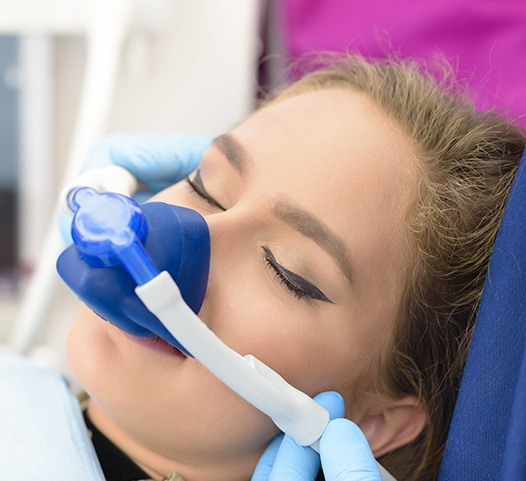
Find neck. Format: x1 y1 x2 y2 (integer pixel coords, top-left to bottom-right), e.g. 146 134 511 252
87 400 262 481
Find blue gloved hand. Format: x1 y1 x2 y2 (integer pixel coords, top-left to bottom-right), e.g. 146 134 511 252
252 391 382 481
60 133 211 243
103 134 212 200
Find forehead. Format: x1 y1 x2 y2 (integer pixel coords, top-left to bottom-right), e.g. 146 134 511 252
233 88 414 178
231 89 416 218
230 88 418 285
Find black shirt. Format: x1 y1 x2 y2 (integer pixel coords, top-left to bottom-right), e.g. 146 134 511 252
83 409 151 481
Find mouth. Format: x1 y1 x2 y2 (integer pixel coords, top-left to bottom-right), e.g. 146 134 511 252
123 332 188 358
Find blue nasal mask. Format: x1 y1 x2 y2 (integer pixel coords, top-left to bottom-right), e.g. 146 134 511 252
55 166 394 481
57 187 209 356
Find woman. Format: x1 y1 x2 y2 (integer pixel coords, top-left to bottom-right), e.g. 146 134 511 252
67 55 525 481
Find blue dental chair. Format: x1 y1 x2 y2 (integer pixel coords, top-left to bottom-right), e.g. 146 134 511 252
439 148 526 480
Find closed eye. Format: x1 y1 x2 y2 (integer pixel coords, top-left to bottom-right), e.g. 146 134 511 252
187 171 333 304
263 246 333 303
185 170 226 211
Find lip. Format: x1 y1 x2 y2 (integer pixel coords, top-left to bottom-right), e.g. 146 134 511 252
122 331 187 358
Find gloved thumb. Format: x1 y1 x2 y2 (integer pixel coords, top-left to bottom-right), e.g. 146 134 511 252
313 391 346 420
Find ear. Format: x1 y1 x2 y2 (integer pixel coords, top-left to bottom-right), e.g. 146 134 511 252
355 396 427 457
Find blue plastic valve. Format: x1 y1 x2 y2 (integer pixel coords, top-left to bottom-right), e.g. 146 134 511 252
57 188 210 355
66 187 160 284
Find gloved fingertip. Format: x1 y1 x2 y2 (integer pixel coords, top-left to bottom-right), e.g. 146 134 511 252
324 418 367 442
189 135 213 151
182 136 213 172
269 434 320 480
313 391 345 419
320 419 382 481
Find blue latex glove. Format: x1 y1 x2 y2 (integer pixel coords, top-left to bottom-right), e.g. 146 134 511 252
104 134 212 200
252 392 381 481
60 133 211 243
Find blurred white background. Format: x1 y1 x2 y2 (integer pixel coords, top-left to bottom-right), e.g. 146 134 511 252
0 0 270 371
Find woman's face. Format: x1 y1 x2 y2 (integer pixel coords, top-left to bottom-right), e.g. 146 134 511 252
68 89 418 480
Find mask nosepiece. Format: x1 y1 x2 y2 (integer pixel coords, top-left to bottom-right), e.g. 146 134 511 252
57 187 210 354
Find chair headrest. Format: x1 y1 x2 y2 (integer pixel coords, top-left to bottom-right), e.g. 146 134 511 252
440 147 526 480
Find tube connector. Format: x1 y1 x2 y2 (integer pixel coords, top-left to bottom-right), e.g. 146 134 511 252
67 187 159 284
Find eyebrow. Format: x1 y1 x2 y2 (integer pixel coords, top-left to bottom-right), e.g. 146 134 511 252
272 197 354 284
213 133 354 284
212 134 248 175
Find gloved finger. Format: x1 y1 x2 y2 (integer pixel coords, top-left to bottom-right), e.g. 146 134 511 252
313 391 346 420
267 434 320 481
109 134 212 186
320 419 381 481
251 434 284 481
251 391 345 481
263 391 345 481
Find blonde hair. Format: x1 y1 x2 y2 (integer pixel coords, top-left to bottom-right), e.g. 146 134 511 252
271 55 526 480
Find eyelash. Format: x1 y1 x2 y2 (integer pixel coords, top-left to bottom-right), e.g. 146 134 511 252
263 246 332 303
264 253 310 301
186 172 331 303
185 173 226 211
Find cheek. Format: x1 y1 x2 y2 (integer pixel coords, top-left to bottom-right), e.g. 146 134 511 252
68 305 278 459
201 266 369 401
67 307 116 388
67 306 151 402
149 182 185 203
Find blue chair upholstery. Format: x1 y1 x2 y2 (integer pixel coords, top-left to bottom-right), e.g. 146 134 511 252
439 148 526 480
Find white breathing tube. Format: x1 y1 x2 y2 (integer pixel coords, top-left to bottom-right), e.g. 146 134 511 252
62 167 396 480
136 270 330 448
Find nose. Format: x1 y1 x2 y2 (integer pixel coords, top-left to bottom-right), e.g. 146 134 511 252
195 204 261 323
